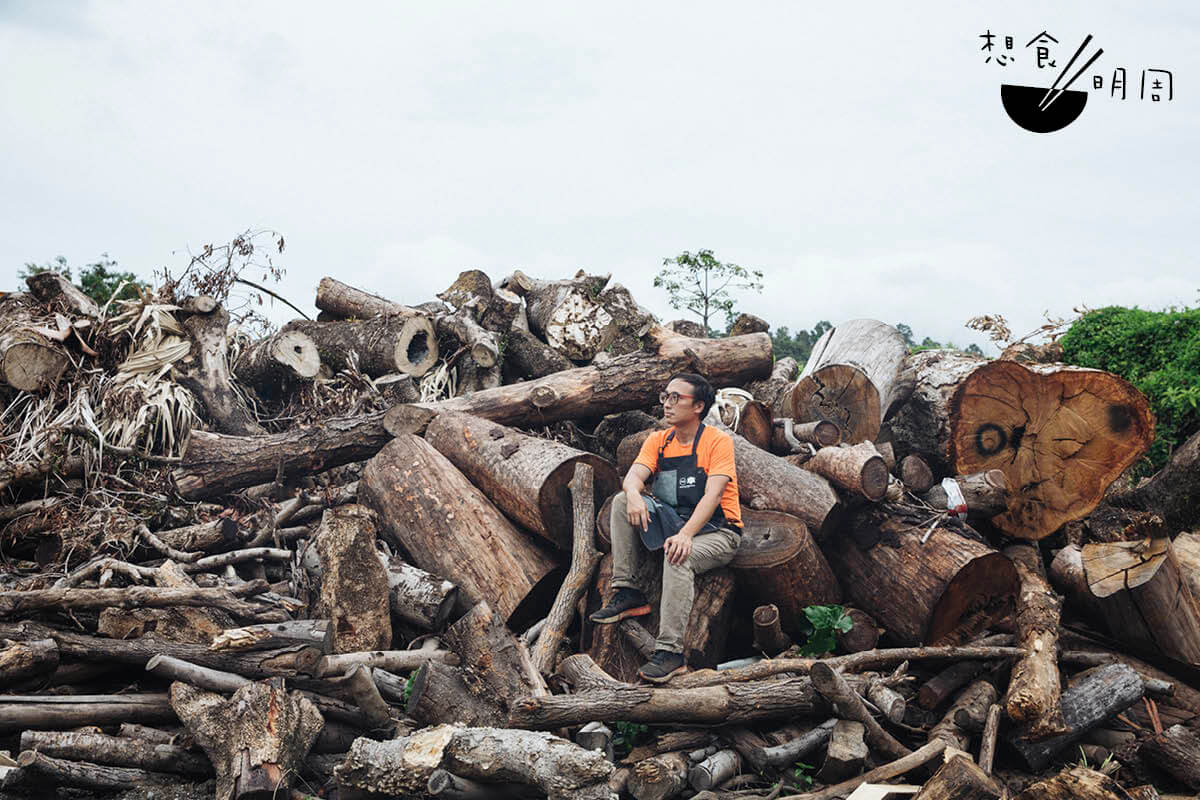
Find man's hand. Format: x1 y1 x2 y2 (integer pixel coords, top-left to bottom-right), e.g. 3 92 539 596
626 492 650 532
664 531 693 565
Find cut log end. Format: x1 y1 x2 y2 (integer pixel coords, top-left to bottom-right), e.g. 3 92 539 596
393 316 437 376
793 364 881 444
269 329 320 379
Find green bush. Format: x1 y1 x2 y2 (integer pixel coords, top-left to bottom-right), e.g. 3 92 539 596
1059 305 1200 473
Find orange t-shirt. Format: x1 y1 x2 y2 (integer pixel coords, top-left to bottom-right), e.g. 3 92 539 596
633 426 742 527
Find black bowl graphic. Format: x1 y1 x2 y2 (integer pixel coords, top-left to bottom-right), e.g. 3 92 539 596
1001 84 1088 133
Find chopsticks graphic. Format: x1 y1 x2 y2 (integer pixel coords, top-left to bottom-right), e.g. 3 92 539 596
1038 35 1103 111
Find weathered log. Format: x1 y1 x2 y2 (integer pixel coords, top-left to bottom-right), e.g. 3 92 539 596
1110 428 1200 532
1012 765 1127 800
950 360 1154 540
174 410 391 499
0 581 268 617
824 503 1018 645
802 442 890 501
888 350 988 475
629 751 689 800
533 463 603 675
407 658 505 726
782 319 910 444
1068 503 1167 544
576 721 614 761
867 678 907 724
379 555 459 630
816 720 866 784
729 510 841 638
729 399 773 451
312 504 391 653
752 604 792 656
836 608 881 653
155 517 242 553
771 418 842 454
1081 537 1200 665
0 296 70 391
438 270 522 332
919 661 987 710
19 730 212 777
361 435 559 626
775 739 947 800
616 425 841 537
420 325 772 426
14 750 179 791
442 601 548 714
170 681 323 800
283 313 437 378
434 309 500 368
336 724 614 800
211 620 332 654
345 663 395 734
25 270 101 316
930 679 997 750
177 299 266 436
913 755 1004 800
1004 542 1066 737
922 470 1009 519
232 328 320 389
146 654 251 694
689 748 742 792
0 693 176 733
899 454 936 492
1140 723 1200 791
810 661 910 759
314 648 458 678
592 410 660 465
502 326 574 381
1165 531 1200 608
0 638 58 686
978 704 1001 774
315 275 418 319
1006 663 1143 770
748 719 836 770
424 411 619 550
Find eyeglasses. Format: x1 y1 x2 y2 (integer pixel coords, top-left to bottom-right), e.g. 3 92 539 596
660 392 695 406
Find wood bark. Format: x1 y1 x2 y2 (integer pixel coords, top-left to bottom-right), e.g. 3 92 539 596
1005 663 1143 770
629 751 689 800
782 318 911 443
1081 537 1200 665
312 504 391 653
232 328 320 389
748 719 836 770
900 454 935 492
362 435 559 626
592 410 659 465
948 360 1155 540
0 638 58 686
0 693 176 733
752 604 792 656
772 418 842 454
380 554 459 630
810 661 910 759
406 659 505 727
816 720 866 784
867 678 907 724
836 608 881 653
0 581 268 617
169 681 324 800
978 703 1001 774
211 619 332 654
424 411 619 550
913 755 1004 800
0 296 70 391
888 349 987 476
1140 723 1200 791
442 601 548 716
1170 531 1200 607
438 270 522 333
314 648 458 678
617 426 841 538
824 503 1018 645
689 748 741 792
283 313 437 378
930 679 997 750
919 661 987 710
25 270 101 317
315 275 420 319
1110 427 1200 532
146 654 251 694
176 299 265 436
502 327 574 382
922 470 1009 519
1012 766 1127 800
1004 543 1066 737
19 730 212 777
335 724 614 800
802 442 890 501
729 510 841 638
731 399 773 451
533 463 603 675
14 750 179 792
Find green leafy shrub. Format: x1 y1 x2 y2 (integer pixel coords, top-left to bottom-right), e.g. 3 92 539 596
612 721 650 758
1060 305 1200 473
798 604 853 656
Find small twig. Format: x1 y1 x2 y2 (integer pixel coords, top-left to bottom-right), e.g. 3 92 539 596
137 524 202 563
1144 696 1163 735
233 277 310 320
182 547 292 573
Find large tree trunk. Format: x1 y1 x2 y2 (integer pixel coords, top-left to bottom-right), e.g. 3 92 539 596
380 555 459 631
0 693 176 733
616 425 841 538
1005 663 1143 770
0 296 71 392
728 510 842 639
441 601 548 718
315 276 416 319
781 319 911 444
283 314 437 378
800 442 890 502
1004 543 1066 738
232 328 320 391
18 730 212 777
501 327 574 382
950 360 1153 540
1110 427 1200 532
360 435 560 627
823 503 1018 645
1080 536 1200 665
336 724 614 800
170 681 323 800
747 356 798 412
176 300 265 436
424 411 619 551
311 504 392 653
888 349 987 476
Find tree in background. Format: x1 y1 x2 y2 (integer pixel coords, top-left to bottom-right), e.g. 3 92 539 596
770 321 832 364
19 254 146 305
655 249 763 336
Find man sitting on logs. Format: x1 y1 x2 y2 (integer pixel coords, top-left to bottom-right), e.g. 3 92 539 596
590 373 743 682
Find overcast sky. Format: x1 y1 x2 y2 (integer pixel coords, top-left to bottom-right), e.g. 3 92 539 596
2 2 1196 352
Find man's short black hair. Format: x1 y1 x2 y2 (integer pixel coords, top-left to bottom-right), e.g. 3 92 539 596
669 372 716 418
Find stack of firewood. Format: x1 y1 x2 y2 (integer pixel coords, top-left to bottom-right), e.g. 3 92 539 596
1 265 1199 800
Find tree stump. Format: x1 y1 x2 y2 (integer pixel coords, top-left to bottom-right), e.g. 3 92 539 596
312 504 391 653
914 754 1004 800
177 300 264 436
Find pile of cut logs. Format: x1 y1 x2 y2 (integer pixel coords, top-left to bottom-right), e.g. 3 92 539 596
2 267 1200 799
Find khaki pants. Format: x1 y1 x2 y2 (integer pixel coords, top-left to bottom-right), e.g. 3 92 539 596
609 492 740 654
